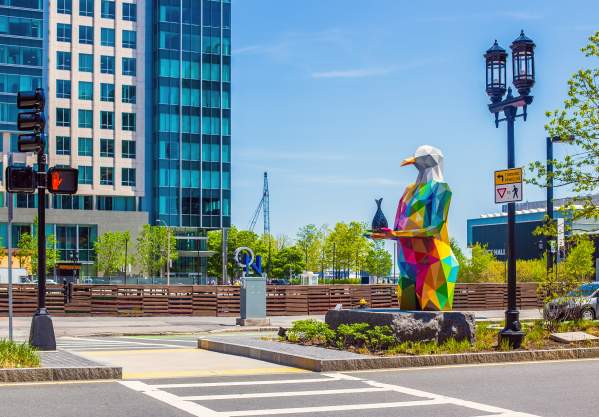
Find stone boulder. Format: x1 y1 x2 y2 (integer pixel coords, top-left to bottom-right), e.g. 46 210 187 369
325 309 476 344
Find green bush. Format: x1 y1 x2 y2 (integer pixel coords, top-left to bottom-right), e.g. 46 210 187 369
0 340 40 369
334 323 395 351
287 319 335 345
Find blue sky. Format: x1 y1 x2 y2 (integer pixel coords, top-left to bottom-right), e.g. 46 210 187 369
230 0 598 250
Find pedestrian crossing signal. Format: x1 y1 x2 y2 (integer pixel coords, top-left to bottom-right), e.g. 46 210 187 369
47 167 78 195
5 166 36 193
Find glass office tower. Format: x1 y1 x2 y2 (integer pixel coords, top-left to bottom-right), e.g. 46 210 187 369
0 0 43 133
151 0 231 279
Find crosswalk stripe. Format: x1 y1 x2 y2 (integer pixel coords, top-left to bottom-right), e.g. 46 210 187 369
181 387 389 401
152 375 343 389
226 398 448 416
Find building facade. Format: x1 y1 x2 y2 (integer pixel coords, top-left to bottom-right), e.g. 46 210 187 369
149 0 231 277
467 196 599 262
0 0 231 281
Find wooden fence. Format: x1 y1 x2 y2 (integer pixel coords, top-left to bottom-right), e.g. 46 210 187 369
0 283 542 317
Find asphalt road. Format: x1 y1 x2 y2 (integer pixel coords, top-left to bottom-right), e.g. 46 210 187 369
1 358 596 417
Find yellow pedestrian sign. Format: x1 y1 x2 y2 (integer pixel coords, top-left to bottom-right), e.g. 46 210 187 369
494 168 523 203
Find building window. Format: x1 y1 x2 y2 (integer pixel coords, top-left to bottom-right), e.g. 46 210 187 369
122 3 136 21
122 85 136 104
78 165 93 184
122 140 135 158
78 109 93 128
56 108 70 127
100 83 114 102
78 81 93 100
79 0 93 17
57 23 71 42
100 167 113 185
56 51 71 70
58 0 72 14
122 57 136 76
100 138 114 157
121 168 135 186
100 111 114 129
100 55 114 74
56 136 71 155
79 53 93 72
101 0 115 18
121 112 135 131
122 30 136 49
56 79 71 99
101 28 115 47
222 144 230 162
79 25 93 44
78 137 92 156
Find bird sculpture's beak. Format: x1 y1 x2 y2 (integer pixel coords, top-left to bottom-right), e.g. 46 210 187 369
401 156 416 166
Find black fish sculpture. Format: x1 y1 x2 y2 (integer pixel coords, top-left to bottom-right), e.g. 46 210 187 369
371 198 388 231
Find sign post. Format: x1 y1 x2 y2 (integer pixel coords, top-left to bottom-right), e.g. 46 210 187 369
494 168 523 204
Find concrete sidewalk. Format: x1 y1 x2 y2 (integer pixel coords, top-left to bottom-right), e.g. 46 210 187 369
1 309 541 340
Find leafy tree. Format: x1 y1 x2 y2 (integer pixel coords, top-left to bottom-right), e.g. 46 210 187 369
95 231 133 276
324 222 370 278
365 241 392 278
540 235 595 300
449 238 467 269
270 246 305 278
529 31 599 228
296 224 324 272
16 219 59 276
136 225 177 277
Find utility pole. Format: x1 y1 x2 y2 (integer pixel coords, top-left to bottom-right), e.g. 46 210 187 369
7 152 13 341
222 227 228 284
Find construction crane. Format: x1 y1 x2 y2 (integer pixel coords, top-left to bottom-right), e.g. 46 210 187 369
248 172 271 275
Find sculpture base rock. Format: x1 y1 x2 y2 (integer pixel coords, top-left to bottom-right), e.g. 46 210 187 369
325 309 475 344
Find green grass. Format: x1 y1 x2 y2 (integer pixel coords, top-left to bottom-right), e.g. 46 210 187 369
0 339 41 369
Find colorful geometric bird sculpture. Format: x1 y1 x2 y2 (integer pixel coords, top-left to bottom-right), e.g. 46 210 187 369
368 145 459 311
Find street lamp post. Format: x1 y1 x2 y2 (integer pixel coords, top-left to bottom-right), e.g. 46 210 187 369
156 220 171 285
484 31 536 349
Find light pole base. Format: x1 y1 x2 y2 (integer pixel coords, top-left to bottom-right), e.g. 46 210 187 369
29 308 56 351
498 309 524 349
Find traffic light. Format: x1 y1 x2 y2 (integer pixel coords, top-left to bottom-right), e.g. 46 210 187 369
17 112 45 131
47 167 78 195
16 88 45 153
18 133 45 153
5 166 36 193
17 89 45 110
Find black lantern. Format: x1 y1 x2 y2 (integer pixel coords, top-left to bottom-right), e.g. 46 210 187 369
484 40 508 103
510 30 535 96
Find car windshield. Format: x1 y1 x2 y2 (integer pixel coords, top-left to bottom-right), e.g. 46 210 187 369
567 288 598 297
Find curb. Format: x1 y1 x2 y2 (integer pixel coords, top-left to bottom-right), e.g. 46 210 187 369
198 338 599 372
0 366 122 383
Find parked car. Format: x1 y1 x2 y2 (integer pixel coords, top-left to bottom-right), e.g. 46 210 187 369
269 279 290 285
544 282 599 321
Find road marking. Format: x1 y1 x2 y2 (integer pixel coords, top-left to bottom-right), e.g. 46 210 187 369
226 399 448 416
364 380 540 416
180 387 389 401
81 348 198 356
124 367 306 380
152 375 344 389
119 381 221 417
119 337 196 343
59 336 185 349
120 372 542 417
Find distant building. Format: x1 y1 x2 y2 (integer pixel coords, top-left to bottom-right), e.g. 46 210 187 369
0 0 232 281
467 196 599 261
